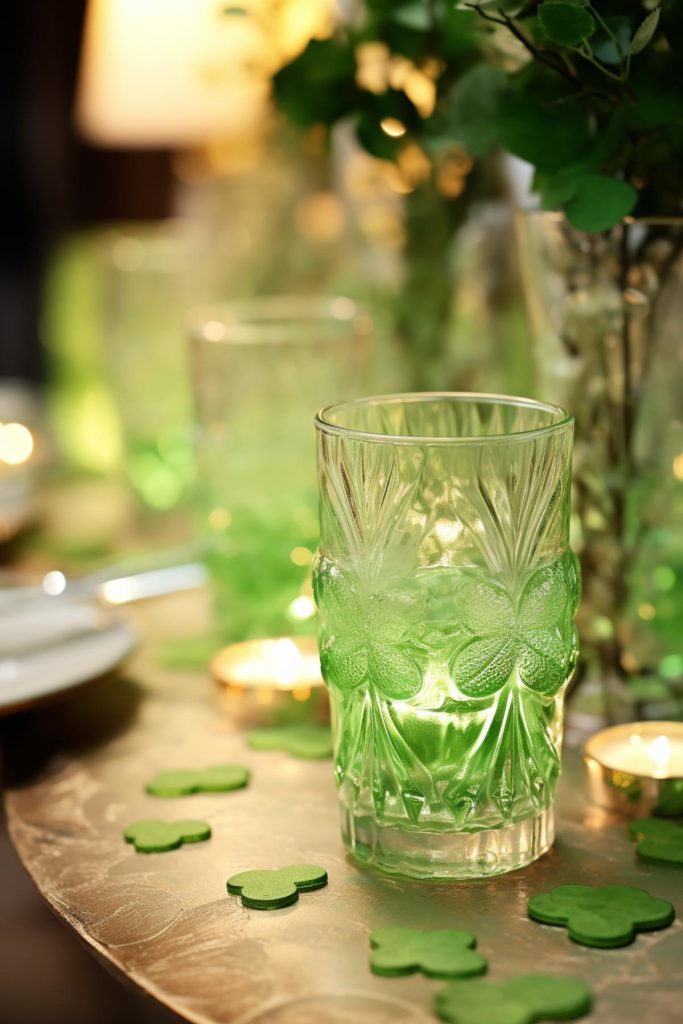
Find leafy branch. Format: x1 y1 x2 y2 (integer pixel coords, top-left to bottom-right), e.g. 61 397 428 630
457 1 683 230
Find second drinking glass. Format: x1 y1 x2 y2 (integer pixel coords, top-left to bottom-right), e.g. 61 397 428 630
190 297 370 642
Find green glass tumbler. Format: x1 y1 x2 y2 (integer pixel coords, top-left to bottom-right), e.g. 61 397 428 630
314 393 579 879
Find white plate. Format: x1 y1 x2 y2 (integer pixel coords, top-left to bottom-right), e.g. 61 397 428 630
0 603 136 715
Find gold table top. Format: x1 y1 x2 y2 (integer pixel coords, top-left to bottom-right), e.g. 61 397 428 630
3 591 683 1024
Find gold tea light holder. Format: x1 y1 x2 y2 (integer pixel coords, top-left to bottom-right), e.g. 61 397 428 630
210 635 328 724
584 721 683 817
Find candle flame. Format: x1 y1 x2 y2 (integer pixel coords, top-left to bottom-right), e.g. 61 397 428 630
266 637 303 686
211 635 322 691
648 734 672 775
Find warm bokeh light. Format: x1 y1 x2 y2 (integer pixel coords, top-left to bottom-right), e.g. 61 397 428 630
290 546 313 566
0 422 34 465
398 143 432 186
287 595 316 621
212 636 322 690
76 0 332 147
355 42 391 95
209 507 232 531
648 735 672 774
436 150 474 198
380 117 407 139
355 46 439 118
294 192 346 242
43 571 67 596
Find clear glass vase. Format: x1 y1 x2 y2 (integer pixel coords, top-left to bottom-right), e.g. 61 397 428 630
190 297 370 643
314 393 579 880
517 213 683 722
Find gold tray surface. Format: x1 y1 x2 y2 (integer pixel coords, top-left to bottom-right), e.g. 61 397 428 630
3 595 683 1024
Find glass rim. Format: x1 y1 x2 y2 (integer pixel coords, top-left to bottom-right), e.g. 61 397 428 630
315 392 574 447
187 296 370 346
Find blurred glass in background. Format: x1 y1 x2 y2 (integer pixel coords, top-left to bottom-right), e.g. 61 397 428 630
189 297 370 642
98 222 195 512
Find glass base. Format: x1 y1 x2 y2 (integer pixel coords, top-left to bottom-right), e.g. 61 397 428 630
342 806 554 881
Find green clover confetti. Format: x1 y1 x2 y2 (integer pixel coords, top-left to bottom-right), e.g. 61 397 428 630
124 819 211 853
435 974 591 1024
629 818 683 865
370 927 487 979
528 884 674 948
227 864 328 910
145 764 250 797
247 724 333 760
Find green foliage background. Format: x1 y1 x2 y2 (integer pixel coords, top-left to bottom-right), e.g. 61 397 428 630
271 2 683 232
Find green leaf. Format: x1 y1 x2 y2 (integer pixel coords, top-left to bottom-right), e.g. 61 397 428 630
499 91 591 172
447 65 506 158
591 16 631 65
440 9 480 59
533 166 582 209
564 174 638 232
392 1 432 31
538 2 596 46
631 7 661 55
455 0 527 13
273 39 358 128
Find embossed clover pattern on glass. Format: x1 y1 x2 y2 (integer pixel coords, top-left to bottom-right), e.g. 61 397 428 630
314 394 579 880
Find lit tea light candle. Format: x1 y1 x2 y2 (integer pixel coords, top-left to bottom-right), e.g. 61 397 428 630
584 721 683 817
211 636 326 721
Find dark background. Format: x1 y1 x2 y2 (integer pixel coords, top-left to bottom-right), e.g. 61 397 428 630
1 4 179 1020
1 0 172 384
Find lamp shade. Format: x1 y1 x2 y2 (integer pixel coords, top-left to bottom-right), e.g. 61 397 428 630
75 0 273 147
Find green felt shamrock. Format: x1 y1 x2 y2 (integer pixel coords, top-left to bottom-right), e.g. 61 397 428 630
227 864 328 910
369 927 487 979
629 818 683 865
450 556 580 699
124 819 211 853
528 884 675 948
247 724 333 760
145 764 250 797
435 974 591 1024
